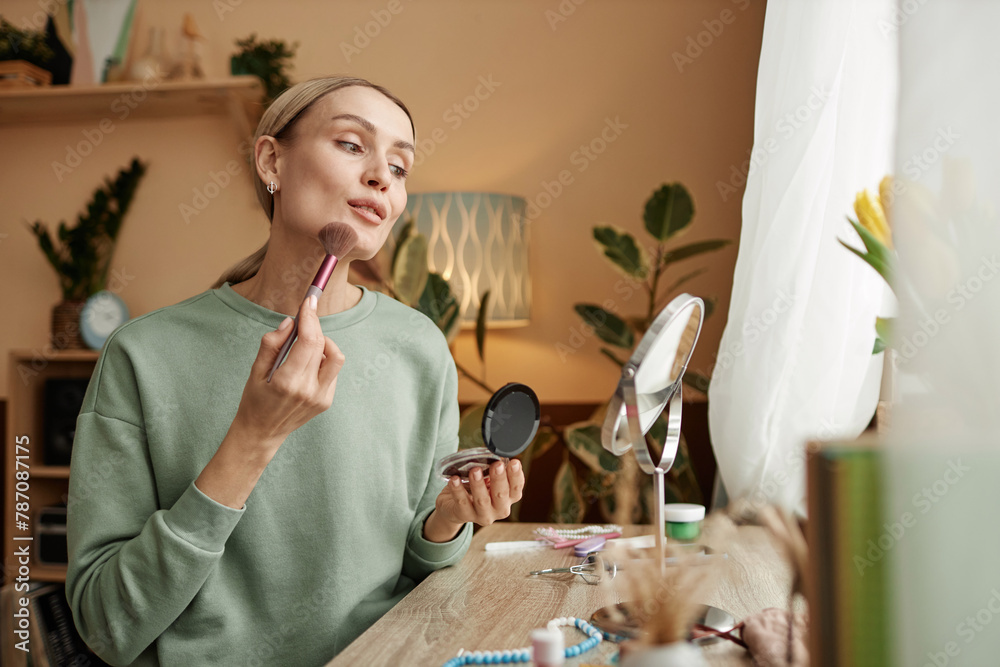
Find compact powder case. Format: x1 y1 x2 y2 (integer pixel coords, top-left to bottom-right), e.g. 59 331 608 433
436 382 540 482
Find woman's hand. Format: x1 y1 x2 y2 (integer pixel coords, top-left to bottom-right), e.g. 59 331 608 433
425 459 525 541
233 294 345 453
196 295 344 508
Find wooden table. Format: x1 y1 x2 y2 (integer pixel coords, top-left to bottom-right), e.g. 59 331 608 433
326 522 794 666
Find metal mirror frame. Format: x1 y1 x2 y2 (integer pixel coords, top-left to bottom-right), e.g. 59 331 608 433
601 293 704 569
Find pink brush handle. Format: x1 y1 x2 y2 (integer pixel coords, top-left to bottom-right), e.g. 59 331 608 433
266 255 339 383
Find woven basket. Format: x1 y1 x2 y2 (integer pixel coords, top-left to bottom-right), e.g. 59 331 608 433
0 60 52 88
51 300 86 350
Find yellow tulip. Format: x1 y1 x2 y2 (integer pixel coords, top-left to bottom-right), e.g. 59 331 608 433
854 188 892 249
878 175 894 227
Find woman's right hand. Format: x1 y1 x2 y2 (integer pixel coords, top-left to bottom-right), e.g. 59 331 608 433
232 294 345 453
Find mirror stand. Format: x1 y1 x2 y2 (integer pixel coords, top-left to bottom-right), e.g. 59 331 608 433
591 294 736 645
623 367 683 575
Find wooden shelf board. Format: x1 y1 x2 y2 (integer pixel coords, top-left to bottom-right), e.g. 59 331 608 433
10 349 101 362
25 563 67 583
30 466 71 479
0 76 263 128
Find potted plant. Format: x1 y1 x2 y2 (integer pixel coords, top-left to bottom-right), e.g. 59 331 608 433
28 158 147 349
0 17 54 87
230 34 298 104
555 182 732 524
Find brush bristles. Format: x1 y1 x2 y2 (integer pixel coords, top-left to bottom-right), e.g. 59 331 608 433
319 222 359 258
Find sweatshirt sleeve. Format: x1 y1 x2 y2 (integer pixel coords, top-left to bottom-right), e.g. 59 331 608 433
65 335 245 666
401 353 472 582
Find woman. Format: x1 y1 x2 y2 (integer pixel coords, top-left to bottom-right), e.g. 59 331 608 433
66 76 524 666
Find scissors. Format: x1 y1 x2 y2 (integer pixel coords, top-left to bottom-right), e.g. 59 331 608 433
528 553 619 585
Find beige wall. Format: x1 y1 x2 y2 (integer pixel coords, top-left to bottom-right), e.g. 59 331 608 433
0 0 765 404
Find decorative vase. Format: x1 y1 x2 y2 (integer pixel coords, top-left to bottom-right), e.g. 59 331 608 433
619 641 707 667
129 27 169 82
51 300 87 350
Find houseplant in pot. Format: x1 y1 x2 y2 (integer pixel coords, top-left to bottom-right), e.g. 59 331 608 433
0 17 54 87
555 182 732 525
28 158 147 349
230 34 298 105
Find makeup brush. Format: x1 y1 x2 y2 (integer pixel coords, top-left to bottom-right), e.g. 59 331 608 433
267 222 359 383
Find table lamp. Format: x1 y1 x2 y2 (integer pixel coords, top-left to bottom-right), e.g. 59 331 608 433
404 192 530 327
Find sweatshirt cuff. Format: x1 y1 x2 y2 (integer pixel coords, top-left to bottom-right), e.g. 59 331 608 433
406 507 472 565
162 481 246 553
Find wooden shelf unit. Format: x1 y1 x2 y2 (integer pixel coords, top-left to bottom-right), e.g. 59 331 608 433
0 76 264 139
4 349 100 584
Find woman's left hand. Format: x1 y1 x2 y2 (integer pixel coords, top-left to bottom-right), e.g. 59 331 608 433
425 459 525 541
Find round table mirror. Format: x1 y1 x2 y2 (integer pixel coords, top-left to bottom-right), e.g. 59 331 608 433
590 293 735 644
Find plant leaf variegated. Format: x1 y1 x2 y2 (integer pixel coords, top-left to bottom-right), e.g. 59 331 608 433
644 182 695 241
391 226 429 306
592 226 649 278
575 304 634 348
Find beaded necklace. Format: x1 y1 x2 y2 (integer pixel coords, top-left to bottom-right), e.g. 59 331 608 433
441 616 619 666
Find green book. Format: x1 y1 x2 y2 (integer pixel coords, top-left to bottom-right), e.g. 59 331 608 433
808 439 891 666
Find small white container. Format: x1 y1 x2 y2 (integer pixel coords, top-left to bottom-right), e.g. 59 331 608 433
531 627 564 666
663 503 706 542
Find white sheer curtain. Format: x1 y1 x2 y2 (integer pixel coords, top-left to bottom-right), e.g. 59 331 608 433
707 0 897 515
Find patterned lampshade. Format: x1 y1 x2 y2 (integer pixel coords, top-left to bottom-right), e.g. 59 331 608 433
404 192 531 328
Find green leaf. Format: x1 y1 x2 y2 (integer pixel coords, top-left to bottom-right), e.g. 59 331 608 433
392 230 429 306
682 371 712 394
27 158 146 300
644 183 695 241
476 290 490 362
592 226 649 278
873 316 893 354
441 300 461 344
529 426 560 460
457 404 486 450
417 273 459 339
875 316 893 342
841 219 895 287
661 239 731 265
565 422 620 474
552 456 585 523
839 239 894 288
574 304 635 348
600 347 628 367
391 218 414 271
508 426 558 521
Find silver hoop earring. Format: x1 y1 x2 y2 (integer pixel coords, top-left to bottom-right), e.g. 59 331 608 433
267 181 277 195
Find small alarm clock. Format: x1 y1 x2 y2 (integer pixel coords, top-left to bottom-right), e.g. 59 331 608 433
80 290 130 350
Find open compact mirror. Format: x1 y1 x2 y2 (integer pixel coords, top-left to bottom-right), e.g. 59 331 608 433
589 293 735 642
436 382 540 482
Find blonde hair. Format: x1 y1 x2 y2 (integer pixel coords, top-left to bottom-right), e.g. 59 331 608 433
212 76 414 289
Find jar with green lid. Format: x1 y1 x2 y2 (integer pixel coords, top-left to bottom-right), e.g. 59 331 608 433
663 503 705 542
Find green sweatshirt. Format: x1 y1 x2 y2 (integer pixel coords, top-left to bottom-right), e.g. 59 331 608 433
66 282 472 666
